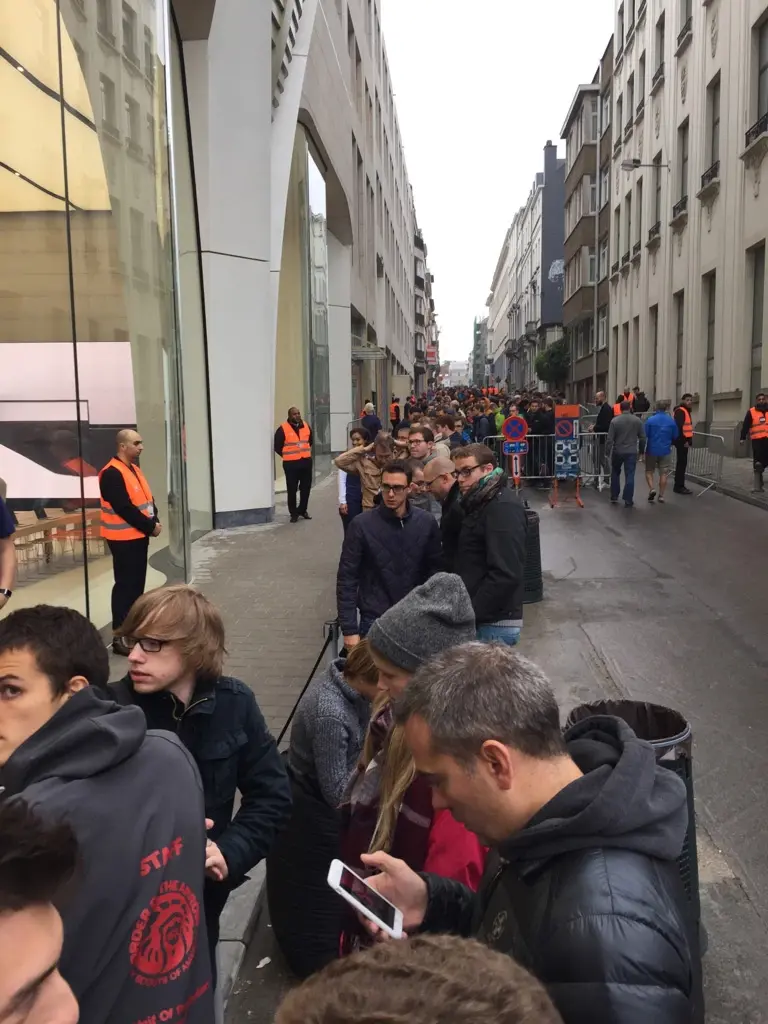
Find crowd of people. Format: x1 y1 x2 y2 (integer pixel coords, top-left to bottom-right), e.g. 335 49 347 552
0 383 729 1024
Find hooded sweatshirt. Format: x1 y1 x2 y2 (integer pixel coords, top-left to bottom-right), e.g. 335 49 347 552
422 716 697 1024
0 688 213 1024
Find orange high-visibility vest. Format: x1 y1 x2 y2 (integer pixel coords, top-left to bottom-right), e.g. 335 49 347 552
749 407 768 441
99 458 154 541
676 407 694 440
613 403 623 416
280 421 311 461
389 402 398 420
623 391 635 408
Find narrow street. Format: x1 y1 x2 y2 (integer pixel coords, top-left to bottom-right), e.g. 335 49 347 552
227 474 768 1023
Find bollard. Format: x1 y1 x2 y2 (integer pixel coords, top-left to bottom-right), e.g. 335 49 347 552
523 505 543 605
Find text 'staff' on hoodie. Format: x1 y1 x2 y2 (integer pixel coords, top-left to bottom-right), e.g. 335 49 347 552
0 687 215 1024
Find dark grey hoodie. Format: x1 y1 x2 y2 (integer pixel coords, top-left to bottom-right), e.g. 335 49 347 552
0 687 214 1024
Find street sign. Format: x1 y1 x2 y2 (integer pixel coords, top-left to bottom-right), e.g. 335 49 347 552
503 440 529 455
502 415 528 442
555 419 575 439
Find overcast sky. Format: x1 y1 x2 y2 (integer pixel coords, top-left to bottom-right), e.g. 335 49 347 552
381 0 615 362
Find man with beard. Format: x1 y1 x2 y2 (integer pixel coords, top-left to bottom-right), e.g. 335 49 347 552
451 445 527 647
274 406 314 522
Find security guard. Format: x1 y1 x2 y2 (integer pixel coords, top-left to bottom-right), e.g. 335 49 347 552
274 407 313 523
740 391 768 493
99 429 160 652
673 393 694 494
389 396 401 431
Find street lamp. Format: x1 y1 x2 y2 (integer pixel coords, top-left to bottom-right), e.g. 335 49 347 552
621 158 670 171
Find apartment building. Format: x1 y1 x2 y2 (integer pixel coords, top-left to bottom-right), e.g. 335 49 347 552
609 0 768 448
471 316 489 385
486 142 565 391
413 228 437 394
560 37 615 404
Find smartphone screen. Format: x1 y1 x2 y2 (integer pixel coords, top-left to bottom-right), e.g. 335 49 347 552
338 865 398 930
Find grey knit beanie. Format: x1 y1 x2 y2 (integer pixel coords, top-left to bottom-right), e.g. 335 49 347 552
367 573 476 672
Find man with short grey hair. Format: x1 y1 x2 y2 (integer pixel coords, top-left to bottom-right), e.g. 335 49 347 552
606 401 646 507
644 399 679 504
358 643 698 1024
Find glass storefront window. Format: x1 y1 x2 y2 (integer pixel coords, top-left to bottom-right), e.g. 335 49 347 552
307 147 331 479
0 0 210 625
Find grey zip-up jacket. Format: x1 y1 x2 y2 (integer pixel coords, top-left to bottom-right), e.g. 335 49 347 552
0 688 214 1024
606 412 646 457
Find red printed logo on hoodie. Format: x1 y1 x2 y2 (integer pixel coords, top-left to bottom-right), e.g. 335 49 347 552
129 880 201 987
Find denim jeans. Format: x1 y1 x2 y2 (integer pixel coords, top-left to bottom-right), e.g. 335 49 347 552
611 453 637 504
476 624 521 647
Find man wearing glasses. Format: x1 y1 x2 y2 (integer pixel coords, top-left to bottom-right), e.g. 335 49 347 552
451 444 527 647
423 456 463 571
337 462 442 648
110 584 291 990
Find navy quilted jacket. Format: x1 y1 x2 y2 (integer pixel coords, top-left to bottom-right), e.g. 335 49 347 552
336 503 442 635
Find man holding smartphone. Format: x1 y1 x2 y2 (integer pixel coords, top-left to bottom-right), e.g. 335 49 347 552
357 643 700 1024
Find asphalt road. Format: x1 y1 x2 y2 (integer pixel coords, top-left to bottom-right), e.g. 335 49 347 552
227 473 768 1023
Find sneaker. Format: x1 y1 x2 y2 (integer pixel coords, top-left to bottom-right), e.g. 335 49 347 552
648 490 657 503
658 495 666 503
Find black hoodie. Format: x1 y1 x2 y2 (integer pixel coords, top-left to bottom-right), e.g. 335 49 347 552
422 716 697 1024
0 688 214 1024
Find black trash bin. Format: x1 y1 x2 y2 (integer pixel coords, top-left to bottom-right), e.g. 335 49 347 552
523 505 543 605
566 700 700 929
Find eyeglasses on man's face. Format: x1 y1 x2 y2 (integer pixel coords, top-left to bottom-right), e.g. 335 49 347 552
123 637 170 653
380 483 408 495
454 464 482 479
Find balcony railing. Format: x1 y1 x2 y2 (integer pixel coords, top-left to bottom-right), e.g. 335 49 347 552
624 122 634 142
701 160 720 189
633 240 642 257
613 136 623 156
746 112 768 149
611 260 620 276
676 16 693 51
651 62 665 92
615 42 624 68
621 251 631 267
637 0 647 22
672 195 689 219
635 97 645 120
648 221 661 243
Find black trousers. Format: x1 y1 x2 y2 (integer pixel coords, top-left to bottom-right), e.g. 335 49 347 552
107 536 149 629
752 439 768 471
674 443 689 490
284 459 312 516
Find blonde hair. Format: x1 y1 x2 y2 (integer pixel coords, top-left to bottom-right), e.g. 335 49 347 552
343 639 378 688
118 584 226 683
361 694 416 855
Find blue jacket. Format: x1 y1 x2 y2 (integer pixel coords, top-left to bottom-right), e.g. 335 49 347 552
644 412 679 456
336 502 442 635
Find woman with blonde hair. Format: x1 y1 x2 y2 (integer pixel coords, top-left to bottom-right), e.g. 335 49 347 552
339 573 486 953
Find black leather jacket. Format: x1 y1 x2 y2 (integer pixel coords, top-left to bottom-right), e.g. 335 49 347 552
420 717 699 1024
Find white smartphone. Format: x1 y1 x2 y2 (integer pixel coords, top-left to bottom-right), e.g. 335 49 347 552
327 858 404 939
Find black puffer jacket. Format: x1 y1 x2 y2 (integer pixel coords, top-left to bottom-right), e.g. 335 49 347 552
439 481 464 573
336 503 442 635
421 716 699 1024
453 482 527 625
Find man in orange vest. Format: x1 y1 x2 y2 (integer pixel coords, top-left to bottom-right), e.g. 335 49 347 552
274 406 313 524
99 429 160 653
389 397 401 431
740 391 768 493
672 393 694 495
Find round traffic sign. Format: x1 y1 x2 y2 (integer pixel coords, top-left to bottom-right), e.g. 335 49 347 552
502 415 528 441
555 419 575 439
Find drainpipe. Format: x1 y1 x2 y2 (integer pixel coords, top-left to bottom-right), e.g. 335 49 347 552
592 60 604 399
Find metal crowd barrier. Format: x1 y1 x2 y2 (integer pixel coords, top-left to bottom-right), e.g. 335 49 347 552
487 433 610 491
671 431 725 495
